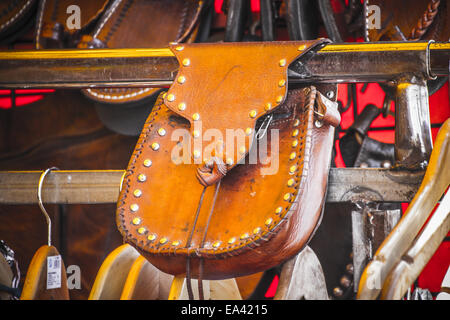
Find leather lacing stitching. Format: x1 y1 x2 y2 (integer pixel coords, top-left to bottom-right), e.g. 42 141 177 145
0 0 34 32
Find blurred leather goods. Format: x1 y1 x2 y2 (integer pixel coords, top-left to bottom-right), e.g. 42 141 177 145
0 240 20 300
35 0 110 49
78 0 207 105
116 39 340 281
0 0 38 44
358 119 450 299
36 0 210 136
366 0 449 42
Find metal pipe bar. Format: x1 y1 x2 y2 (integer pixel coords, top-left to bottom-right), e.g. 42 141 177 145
0 168 424 205
0 42 448 88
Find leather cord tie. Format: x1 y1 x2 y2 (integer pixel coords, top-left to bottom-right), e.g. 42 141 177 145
196 157 227 186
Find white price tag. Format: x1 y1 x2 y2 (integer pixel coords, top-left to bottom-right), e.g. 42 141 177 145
47 255 62 290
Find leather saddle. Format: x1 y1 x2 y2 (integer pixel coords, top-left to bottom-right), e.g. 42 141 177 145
116 39 341 280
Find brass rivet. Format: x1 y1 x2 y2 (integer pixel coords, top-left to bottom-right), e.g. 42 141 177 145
177 75 186 84
130 203 139 212
228 237 236 244
159 237 167 244
294 119 300 126
289 165 297 173
193 130 200 138
177 102 186 111
289 152 296 160
240 233 249 240
298 45 306 51
292 129 299 137
239 146 246 154
143 159 152 167
172 240 180 246
193 150 201 159
275 207 283 214
132 217 141 225
245 128 252 136
151 142 160 151
158 128 166 136
182 58 190 66
249 110 257 118
253 227 261 234
137 227 146 234
226 158 234 166
292 140 298 147
175 45 184 51
147 234 156 241
278 79 286 87
138 174 147 182
212 241 221 248
265 218 273 226
192 113 200 121
167 93 175 102
279 59 287 67
276 95 283 103
265 103 272 111
133 189 142 198
283 193 291 201
287 178 295 187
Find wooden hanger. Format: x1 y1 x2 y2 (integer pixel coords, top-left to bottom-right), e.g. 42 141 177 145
358 119 450 300
120 255 173 300
21 168 69 300
381 188 449 299
167 275 243 300
88 244 140 300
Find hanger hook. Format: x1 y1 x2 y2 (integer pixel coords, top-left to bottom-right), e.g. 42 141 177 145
37 167 59 247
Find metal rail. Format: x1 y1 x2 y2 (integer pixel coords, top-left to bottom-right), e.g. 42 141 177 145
0 168 424 205
0 42 448 88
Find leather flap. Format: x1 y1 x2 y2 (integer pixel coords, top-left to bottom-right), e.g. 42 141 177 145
164 39 329 177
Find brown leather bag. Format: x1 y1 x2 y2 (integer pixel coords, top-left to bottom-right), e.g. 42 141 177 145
116 39 341 280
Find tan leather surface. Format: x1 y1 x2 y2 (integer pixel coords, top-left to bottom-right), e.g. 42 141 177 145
117 81 339 278
79 0 204 104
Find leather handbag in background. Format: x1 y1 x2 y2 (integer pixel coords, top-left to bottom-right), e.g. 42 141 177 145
116 39 341 280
